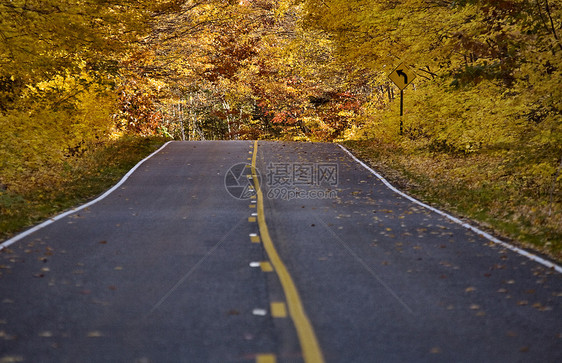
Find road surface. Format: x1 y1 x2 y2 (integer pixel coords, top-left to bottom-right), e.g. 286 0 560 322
0 141 560 362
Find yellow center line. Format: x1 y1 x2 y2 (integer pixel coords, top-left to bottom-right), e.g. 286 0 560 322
260 261 273 272
256 354 276 363
251 140 325 363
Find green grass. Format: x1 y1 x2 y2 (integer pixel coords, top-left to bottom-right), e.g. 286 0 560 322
342 139 562 263
0 136 169 242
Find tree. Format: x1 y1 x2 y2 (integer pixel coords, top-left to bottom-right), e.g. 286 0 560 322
301 0 561 150
0 0 179 191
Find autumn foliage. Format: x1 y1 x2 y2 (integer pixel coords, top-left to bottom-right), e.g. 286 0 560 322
1 0 561 255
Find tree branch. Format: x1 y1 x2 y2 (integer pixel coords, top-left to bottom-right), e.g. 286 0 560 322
544 0 562 51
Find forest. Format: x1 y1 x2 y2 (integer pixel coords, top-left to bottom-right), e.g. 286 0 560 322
1 0 561 258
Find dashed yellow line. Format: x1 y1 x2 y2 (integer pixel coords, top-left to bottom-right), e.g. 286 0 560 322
270 302 287 318
256 354 276 363
251 140 325 363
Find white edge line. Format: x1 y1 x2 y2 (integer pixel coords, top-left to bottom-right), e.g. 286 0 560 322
0 140 174 251
337 144 562 274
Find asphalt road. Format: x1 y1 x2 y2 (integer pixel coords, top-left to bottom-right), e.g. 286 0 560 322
0 141 560 362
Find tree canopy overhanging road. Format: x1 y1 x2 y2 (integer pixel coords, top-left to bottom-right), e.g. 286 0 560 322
1 1 562 361
0 141 560 362
2 0 561 282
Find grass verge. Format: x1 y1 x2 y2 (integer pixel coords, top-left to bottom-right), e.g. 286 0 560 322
0 136 169 242
342 139 562 263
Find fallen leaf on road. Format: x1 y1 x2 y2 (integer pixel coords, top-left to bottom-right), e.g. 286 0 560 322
0 355 24 363
532 302 552 311
0 330 16 340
